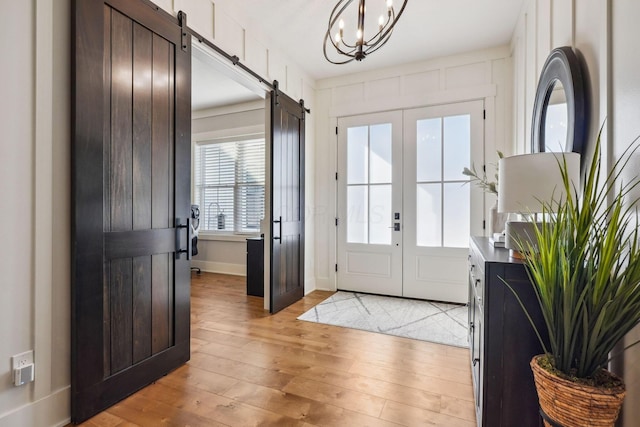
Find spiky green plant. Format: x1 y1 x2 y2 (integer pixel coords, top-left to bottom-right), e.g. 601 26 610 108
512 131 640 380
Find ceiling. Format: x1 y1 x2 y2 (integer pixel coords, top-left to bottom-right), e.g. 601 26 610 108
192 0 526 110
221 0 527 81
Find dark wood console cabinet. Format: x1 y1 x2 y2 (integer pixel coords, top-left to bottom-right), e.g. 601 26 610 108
469 237 547 427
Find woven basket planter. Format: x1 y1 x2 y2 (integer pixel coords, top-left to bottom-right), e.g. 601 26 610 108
530 355 626 427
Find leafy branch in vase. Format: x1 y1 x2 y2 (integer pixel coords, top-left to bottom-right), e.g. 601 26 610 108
462 151 503 195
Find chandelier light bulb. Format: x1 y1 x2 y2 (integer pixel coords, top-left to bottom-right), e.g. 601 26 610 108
356 28 363 40
335 32 341 43
339 19 344 29
378 15 384 28
387 0 393 8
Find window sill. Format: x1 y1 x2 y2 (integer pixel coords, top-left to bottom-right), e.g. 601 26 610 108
197 233 260 243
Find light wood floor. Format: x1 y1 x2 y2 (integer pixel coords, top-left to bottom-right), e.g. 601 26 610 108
79 272 476 426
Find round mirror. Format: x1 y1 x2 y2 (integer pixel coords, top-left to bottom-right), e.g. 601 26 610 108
532 47 588 163
543 80 568 153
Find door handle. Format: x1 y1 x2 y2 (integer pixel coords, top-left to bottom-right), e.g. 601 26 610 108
175 218 190 260
273 216 282 244
387 223 400 231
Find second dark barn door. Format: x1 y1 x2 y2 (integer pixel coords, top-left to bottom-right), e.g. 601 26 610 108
270 91 305 313
72 0 191 422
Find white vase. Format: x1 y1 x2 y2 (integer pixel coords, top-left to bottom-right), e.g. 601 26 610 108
489 200 508 235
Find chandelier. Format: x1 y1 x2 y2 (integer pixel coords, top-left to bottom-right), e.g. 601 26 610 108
323 0 408 64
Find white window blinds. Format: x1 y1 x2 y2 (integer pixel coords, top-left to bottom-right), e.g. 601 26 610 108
194 138 265 233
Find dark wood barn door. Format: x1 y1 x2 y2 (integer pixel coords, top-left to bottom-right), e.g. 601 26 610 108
270 91 305 313
72 0 191 422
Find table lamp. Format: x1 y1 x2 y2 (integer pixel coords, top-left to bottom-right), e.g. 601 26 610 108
498 152 580 258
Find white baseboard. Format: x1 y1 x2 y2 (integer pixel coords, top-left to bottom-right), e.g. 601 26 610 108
0 386 70 427
191 260 246 276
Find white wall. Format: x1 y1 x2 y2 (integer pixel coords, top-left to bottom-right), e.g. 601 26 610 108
313 47 513 291
0 0 71 425
510 1 639 424
0 0 316 425
611 2 640 425
191 102 266 276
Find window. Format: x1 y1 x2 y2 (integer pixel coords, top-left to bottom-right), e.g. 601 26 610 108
193 137 265 234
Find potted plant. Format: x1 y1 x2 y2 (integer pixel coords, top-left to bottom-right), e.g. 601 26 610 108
509 133 640 427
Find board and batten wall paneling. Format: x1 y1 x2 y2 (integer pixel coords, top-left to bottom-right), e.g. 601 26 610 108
0 0 36 417
0 0 72 425
213 9 245 60
537 0 552 70
245 34 269 79
445 62 487 89
302 81 317 293
552 0 574 48
401 70 441 95
367 77 401 100
267 49 288 93
313 47 511 291
173 0 215 41
525 2 537 153
611 1 640 425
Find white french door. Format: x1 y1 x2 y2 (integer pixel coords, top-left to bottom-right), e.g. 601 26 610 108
336 111 404 296
336 101 484 303
402 102 484 302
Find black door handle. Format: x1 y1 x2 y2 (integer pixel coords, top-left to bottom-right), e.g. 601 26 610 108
175 218 190 260
273 216 282 243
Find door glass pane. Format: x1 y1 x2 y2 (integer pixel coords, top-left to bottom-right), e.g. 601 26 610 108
347 126 368 184
370 124 392 184
443 115 470 181
347 185 368 243
416 183 441 247
369 185 392 245
443 183 470 248
416 118 441 182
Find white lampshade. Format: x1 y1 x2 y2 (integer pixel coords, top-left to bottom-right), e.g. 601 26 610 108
498 152 580 214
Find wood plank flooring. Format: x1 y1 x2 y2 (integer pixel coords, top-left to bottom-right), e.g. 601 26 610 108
78 272 476 426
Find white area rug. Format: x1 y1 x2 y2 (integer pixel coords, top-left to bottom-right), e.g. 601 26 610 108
298 291 469 348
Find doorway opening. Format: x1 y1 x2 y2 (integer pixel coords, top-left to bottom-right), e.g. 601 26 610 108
190 40 268 306
190 36 307 315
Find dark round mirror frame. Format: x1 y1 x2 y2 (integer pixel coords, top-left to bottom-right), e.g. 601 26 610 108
531 46 588 159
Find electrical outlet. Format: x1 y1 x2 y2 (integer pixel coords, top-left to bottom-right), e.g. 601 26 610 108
11 350 33 369
11 351 34 386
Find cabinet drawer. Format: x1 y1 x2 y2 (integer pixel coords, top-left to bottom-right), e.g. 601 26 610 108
468 250 484 305
469 249 481 277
